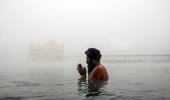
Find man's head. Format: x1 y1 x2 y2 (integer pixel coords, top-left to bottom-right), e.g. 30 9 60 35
85 48 101 74
85 48 101 65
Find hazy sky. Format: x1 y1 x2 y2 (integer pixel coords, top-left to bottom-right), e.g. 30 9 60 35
0 0 170 57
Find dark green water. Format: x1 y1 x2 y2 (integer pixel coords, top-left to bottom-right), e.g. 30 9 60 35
0 56 170 100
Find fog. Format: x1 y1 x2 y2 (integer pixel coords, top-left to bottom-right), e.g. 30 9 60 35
0 0 170 67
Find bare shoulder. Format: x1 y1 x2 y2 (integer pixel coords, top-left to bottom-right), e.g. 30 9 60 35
90 64 103 75
89 64 109 82
96 64 109 81
93 64 107 73
97 64 106 70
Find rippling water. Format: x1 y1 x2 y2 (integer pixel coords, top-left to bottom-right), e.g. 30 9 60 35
0 56 170 100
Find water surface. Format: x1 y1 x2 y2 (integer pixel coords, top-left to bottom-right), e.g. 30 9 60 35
0 56 170 100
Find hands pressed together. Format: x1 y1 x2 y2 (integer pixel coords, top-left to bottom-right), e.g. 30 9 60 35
77 64 86 77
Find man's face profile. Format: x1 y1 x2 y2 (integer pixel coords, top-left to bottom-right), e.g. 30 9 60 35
86 56 91 65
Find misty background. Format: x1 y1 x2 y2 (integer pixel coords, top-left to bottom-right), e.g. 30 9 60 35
1 1 170 99
0 0 170 68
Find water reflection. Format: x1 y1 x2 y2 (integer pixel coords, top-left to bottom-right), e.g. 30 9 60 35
77 78 107 97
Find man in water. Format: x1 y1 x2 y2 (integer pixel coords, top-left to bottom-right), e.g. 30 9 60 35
77 48 109 83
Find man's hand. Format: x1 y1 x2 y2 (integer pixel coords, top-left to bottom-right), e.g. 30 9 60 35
77 64 86 76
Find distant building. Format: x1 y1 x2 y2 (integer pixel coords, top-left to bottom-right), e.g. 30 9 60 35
29 40 64 61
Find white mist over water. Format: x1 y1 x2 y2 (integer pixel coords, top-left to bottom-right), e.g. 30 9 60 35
0 0 170 71
1 0 170 57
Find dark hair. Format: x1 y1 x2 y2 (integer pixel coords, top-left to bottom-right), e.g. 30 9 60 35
85 48 101 61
